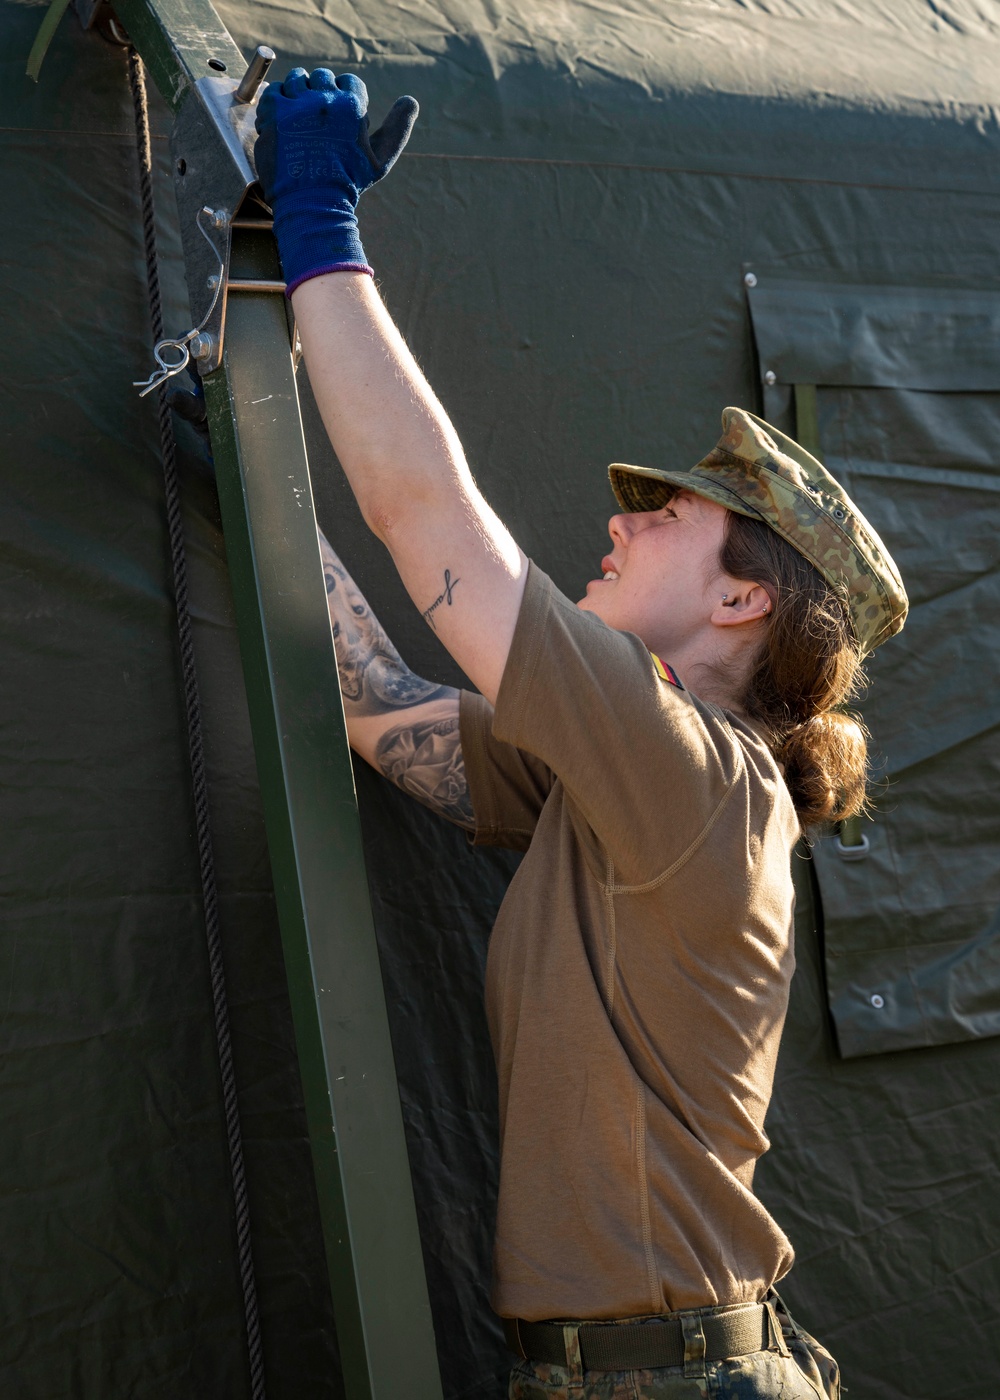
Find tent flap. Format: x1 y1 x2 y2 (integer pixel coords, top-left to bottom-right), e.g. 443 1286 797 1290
748 275 1000 391
750 281 1000 1059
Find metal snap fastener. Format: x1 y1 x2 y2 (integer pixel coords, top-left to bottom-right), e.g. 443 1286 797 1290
744 272 758 288
763 369 777 387
870 994 885 1009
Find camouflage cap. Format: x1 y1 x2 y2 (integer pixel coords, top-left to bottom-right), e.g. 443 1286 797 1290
608 406 908 655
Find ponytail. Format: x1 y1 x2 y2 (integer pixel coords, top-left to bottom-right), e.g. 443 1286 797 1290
720 512 868 827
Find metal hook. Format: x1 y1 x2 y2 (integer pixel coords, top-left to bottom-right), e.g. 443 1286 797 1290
133 338 191 397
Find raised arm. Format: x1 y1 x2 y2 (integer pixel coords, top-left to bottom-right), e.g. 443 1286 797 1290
320 529 474 830
297 274 528 706
256 70 528 706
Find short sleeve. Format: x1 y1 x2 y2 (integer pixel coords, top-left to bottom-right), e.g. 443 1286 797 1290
459 689 555 851
491 561 746 884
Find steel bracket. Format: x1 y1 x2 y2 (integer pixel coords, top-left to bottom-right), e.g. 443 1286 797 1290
171 74 269 374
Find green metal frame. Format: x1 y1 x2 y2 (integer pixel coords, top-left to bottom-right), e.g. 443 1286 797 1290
112 2 443 1394
116 0 244 110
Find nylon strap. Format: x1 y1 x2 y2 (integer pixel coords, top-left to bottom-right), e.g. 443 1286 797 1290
504 1303 769 1370
792 383 824 463
839 812 865 848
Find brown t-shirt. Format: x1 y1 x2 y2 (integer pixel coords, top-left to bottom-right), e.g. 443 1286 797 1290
459 562 800 1322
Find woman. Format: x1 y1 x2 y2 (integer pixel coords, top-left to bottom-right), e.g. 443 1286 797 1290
255 70 906 1400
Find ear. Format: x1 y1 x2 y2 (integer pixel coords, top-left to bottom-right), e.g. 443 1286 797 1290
710 581 773 630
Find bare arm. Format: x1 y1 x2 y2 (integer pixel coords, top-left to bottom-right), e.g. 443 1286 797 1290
294 273 528 706
320 528 474 830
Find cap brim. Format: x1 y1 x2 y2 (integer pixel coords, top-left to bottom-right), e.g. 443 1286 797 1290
608 463 765 521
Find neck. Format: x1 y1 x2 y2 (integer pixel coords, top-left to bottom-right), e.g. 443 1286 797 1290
653 634 748 711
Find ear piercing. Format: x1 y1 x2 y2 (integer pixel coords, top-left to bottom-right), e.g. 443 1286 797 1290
722 593 771 615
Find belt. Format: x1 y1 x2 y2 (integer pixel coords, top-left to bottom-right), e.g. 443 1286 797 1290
503 1301 775 1371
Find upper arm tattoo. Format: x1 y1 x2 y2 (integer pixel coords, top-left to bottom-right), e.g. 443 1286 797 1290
374 712 475 831
421 568 460 630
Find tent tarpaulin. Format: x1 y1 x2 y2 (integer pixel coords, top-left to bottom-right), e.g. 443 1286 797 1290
747 276 1000 1058
3 1 999 1396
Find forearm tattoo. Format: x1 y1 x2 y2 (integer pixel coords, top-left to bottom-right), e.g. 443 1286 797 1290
318 529 475 829
319 531 448 719
375 711 475 830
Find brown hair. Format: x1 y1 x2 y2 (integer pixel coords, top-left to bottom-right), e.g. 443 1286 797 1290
719 511 868 828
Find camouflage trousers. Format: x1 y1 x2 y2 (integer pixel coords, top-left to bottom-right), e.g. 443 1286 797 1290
507 1297 840 1400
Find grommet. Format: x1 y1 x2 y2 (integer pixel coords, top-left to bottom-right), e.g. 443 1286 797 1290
744 271 758 288
833 507 846 520
764 369 777 387
870 994 885 1010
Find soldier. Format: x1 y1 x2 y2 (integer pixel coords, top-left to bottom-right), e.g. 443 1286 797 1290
255 70 906 1400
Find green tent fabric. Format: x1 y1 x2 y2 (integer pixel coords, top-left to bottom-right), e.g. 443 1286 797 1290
3 0 1000 1396
747 276 1000 1057
2 9 342 1396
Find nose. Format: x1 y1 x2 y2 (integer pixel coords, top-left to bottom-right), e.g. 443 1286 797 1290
609 512 635 546
608 511 654 546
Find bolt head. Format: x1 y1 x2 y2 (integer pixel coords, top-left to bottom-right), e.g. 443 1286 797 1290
744 271 758 288
190 332 215 360
206 273 220 290
764 369 777 387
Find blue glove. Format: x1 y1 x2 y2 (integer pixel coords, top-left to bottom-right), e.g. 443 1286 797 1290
254 68 418 294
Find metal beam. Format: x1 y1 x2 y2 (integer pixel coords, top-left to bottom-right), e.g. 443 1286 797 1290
114 0 244 110
202 226 442 1400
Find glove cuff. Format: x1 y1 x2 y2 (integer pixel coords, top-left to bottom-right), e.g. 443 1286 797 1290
286 263 374 297
273 199 371 294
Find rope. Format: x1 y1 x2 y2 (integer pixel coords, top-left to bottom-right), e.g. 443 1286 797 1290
126 49 266 1399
